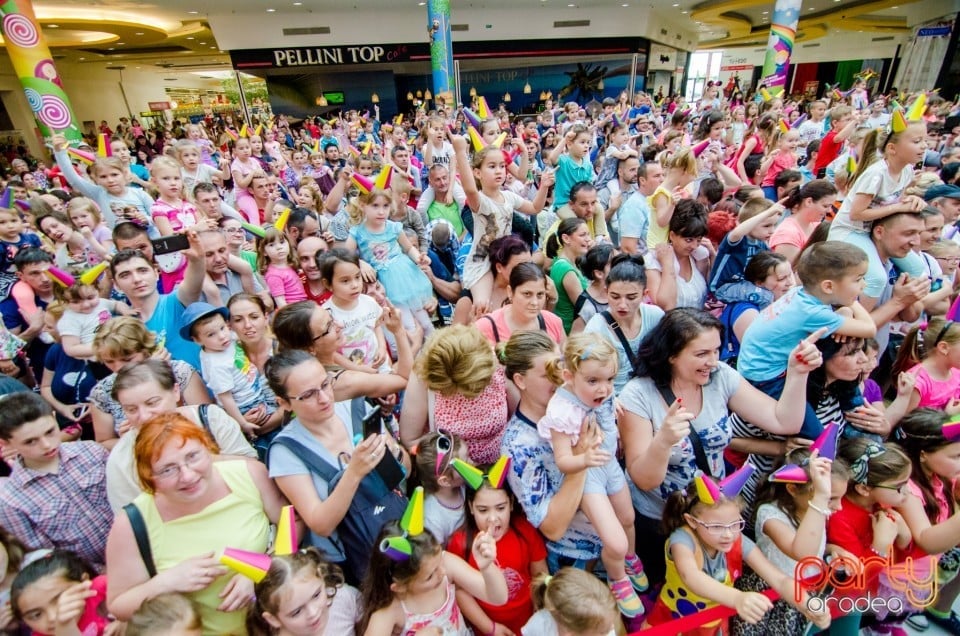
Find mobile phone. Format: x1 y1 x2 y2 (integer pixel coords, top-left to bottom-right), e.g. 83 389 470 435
151 234 190 255
362 408 382 439
374 449 405 491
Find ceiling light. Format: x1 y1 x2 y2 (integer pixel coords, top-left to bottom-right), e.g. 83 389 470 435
681 9 688 13
186 36 195 40
188 10 198 14
135 32 144 35
209 46 216 49
47 24 58 28
293 1 302 4
107 48 114 51
78 57 85 61
117 42 125 45
762 10 768 14
199 42 206 45
266 8 275 12
809 6 816 10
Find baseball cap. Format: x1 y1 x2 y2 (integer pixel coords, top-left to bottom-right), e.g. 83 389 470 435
925 184 960 202
178 302 230 341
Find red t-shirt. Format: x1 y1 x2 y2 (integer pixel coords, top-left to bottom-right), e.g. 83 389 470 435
813 129 843 175
826 496 908 596
447 516 547 634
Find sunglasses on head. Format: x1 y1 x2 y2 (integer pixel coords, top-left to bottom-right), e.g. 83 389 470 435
434 429 453 476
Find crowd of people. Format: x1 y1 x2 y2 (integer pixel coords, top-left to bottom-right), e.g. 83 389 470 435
0 76 955 636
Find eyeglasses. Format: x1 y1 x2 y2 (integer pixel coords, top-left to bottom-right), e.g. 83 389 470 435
935 256 960 263
689 517 746 536
873 481 909 494
223 226 244 234
312 318 337 341
153 449 208 481
286 374 334 402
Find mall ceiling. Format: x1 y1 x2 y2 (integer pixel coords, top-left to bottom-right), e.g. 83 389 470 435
3 0 957 67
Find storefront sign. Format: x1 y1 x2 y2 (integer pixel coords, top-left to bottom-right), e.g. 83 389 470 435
147 101 171 111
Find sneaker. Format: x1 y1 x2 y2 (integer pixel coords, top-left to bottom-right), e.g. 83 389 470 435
610 577 644 618
625 554 649 592
906 613 929 631
927 610 960 634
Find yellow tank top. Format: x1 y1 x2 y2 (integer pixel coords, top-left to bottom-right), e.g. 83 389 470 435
134 460 270 635
645 185 672 249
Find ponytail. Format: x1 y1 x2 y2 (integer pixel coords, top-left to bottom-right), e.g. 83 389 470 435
851 128 881 186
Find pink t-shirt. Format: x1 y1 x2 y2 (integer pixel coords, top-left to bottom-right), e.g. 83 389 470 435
264 265 308 303
768 215 813 252
908 363 960 409
761 151 798 187
151 199 198 233
476 307 565 345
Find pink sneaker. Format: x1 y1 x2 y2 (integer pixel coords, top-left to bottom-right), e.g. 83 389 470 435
610 577 644 618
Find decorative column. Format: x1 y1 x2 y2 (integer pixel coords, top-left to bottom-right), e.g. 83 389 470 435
760 0 801 98
427 0 454 104
0 0 81 143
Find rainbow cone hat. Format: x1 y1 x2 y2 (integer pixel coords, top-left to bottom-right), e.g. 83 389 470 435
351 172 375 195
220 548 271 583
943 414 960 441
769 464 809 483
44 266 76 287
451 456 511 490
373 165 394 190
78 262 109 286
810 422 840 461
67 148 96 165
477 96 492 119
467 125 487 152
273 505 298 555
96 133 112 158
778 119 790 134
463 108 482 128
379 486 424 561
693 464 753 504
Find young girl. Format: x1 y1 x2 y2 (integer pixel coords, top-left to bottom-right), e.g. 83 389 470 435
760 129 800 201
538 333 648 616
176 140 227 196
51 134 155 230
248 549 360 636
66 198 112 262
829 438 915 633
644 472 829 636
415 430 469 546
318 248 387 370
358 520 508 635
186 123 217 168
768 179 837 266
827 119 927 300
447 457 548 635
451 137 552 316
232 137 263 224
896 409 960 633
547 124 595 209
647 148 698 250
0 528 30 633
126 593 203 636
344 188 435 333
891 317 960 414
730 449 850 636
53 269 132 360
150 156 201 236
730 115 776 185
522 568 624 636
11 550 112 636
570 243 615 334
257 227 306 308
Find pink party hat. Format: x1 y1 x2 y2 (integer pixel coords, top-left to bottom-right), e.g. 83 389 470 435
694 472 721 505
410 154 422 169
44 266 75 287
943 415 960 441
719 464 755 498
778 119 790 134
226 128 239 141
769 464 809 483
273 505 297 555
810 422 840 461
67 148 95 165
351 172 375 195
220 548 271 583
347 145 361 159
691 139 711 158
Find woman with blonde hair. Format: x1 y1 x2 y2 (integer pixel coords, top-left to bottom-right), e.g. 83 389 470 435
398 324 513 463
89 317 211 449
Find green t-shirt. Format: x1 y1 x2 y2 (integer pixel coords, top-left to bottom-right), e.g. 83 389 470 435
427 200 465 238
549 256 587 334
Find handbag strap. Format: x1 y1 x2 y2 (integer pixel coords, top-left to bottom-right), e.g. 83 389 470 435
654 382 713 478
269 436 339 482
123 503 156 578
601 311 639 376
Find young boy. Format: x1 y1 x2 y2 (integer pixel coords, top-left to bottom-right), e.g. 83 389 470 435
0 206 42 300
708 197 785 307
812 105 860 179
0 391 112 569
737 242 877 438
181 303 279 450
797 99 828 162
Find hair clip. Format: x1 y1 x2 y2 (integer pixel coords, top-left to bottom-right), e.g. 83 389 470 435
693 465 755 504
451 456 511 490
379 487 424 561
851 444 885 484
943 414 960 441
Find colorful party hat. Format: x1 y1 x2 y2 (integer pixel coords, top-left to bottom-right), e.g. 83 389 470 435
13 200 30 212
485 456 511 489
362 140 373 156
379 535 412 560
226 128 239 141
395 114 403 125
401 486 425 536
312 140 320 154
890 109 908 133
0 188 12 209
790 113 807 129
373 164 394 190
273 207 292 232
719 464 755 498
490 132 507 149
694 472 721 505
691 139 711 158
846 155 857 174
611 112 623 128
220 548 271 583
410 154 423 170
254 124 263 137
44 266 75 287
467 125 487 152
463 108 482 128
351 172 375 195
906 93 926 122
768 464 809 483
347 145 361 159
760 88 773 102
478 96 492 119
240 222 266 238
78 261 109 286
67 148 96 165
810 422 840 461
778 119 789 134
274 505 297 555
943 414 960 441
451 458 485 490
239 123 249 138
96 133 111 158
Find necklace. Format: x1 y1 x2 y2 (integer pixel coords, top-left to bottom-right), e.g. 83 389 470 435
436 488 464 510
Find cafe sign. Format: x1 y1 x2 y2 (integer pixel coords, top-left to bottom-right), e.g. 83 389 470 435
232 43 423 69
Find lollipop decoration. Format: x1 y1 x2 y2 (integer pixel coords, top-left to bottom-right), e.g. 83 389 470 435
379 486 424 561
451 456 511 490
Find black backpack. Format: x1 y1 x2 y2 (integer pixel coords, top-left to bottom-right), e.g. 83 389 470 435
269 436 408 584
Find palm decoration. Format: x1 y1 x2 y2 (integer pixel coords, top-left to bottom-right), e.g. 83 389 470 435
558 63 608 101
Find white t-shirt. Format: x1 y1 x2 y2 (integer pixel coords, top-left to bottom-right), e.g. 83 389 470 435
323 294 382 367
429 141 454 169
645 245 710 309
830 159 913 238
57 299 116 345
463 190 526 289
423 491 466 546
200 342 276 413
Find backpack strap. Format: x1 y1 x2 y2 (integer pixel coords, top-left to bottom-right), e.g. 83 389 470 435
197 404 211 433
537 313 545 331
269 436 339 482
601 310 640 375
481 314 500 343
123 503 156 578
656 382 713 478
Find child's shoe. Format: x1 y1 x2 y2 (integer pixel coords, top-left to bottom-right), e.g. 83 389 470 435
625 553 649 592
610 577 644 618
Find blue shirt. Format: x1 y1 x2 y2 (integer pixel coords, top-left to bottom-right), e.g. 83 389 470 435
708 235 767 292
144 293 200 369
618 192 650 253
554 154 595 208
737 287 845 382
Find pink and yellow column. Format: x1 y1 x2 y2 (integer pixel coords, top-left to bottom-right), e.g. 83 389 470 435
760 0 802 98
0 0 81 144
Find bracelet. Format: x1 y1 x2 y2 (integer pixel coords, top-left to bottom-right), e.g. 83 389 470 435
871 546 888 557
808 502 831 517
